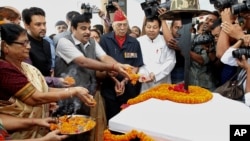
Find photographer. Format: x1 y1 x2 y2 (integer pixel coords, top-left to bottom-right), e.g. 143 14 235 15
219 6 250 105
220 34 250 106
188 11 220 91
99 1 122 33
140 0 170 35
216 0 250 58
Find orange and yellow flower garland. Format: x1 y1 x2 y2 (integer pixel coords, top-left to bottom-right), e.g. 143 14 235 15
127 83 213 105
103 129 154 141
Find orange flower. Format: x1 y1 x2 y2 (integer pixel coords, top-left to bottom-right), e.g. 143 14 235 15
125 67 140 85
103 129 154 141
50 115 96 134
127 83 213 105
64 76 75 85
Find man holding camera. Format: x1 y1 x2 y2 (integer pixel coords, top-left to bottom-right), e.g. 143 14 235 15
188 10 220 91
217 2 250 106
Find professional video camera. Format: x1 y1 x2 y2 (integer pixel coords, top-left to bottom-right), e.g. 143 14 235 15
209 0 238 11
81 3 100 19
106 0 118 13
231 0 250 15
232 47 250 59
193 33 214 46
141 0 171 19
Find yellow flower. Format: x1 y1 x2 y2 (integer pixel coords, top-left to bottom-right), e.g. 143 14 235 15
103 129 154 141
127 83 213 105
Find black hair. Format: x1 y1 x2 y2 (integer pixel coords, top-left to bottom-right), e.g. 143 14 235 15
1 23 26 44
55 20 68 27
171 19 181 28
145 16 162 28
131 25 141 36
211 18 222 30
93 24 104 35
90 29 101 37
71 14 91 29
66 11 80 22
211 11 220 18
0 23 26 58
22 7 45 25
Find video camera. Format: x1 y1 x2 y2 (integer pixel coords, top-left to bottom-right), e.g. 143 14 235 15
81 3 100 19
231 0 250 15
141 0 171 19
232 47 250 59
106 0 118 13
193 33 214 46
209 0 238 11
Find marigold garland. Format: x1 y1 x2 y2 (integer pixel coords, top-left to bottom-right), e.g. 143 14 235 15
103 129 154 141
127 83 213 105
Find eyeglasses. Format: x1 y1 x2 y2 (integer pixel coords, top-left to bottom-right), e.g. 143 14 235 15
11 40 30 47
116 23 128 28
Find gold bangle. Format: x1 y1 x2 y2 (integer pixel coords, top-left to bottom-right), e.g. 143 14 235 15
65 88 72 98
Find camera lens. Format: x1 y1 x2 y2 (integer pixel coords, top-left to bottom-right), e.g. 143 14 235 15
232 48 250 59
231 3 247 15
209 0 216 4
213 0 239 11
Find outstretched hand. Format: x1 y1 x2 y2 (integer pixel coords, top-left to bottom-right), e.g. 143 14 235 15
74 87 96 107
114 63 134 80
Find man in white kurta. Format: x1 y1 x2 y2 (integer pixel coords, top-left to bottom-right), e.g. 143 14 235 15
137 17 176 93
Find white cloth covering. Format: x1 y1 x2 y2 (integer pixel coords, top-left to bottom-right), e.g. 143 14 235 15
109 93 250 141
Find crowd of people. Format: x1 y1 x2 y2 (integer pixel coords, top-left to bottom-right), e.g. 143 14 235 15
1 0 250 140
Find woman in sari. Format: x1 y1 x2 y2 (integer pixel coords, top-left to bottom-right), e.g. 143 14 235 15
0 23 96 139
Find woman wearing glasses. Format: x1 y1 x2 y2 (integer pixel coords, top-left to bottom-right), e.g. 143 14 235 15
0 24 96 140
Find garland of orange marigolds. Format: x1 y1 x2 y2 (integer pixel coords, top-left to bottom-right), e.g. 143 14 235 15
126 83 213 105
103 129 154 141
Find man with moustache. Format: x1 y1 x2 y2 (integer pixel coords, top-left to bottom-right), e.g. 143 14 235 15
22 7 52 77
22 7 67 87
55 13 131 141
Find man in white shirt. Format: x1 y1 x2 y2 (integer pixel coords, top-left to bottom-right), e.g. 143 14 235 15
55 14 131 141
138 16 176 93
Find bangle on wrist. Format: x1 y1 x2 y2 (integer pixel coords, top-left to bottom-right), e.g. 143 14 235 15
65 88 72 98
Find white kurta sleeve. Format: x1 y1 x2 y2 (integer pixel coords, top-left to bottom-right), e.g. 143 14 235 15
220 47 238 66
153 47 176 82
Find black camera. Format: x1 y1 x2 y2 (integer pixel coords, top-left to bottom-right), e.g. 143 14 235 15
81 3 100 19
106 0 118 13
141 0 171 19
209 0 238 11
232 47 250 59
231 0 250 15
193 33 214 46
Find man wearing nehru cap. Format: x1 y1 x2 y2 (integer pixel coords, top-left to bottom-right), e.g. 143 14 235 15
99 9 144 121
